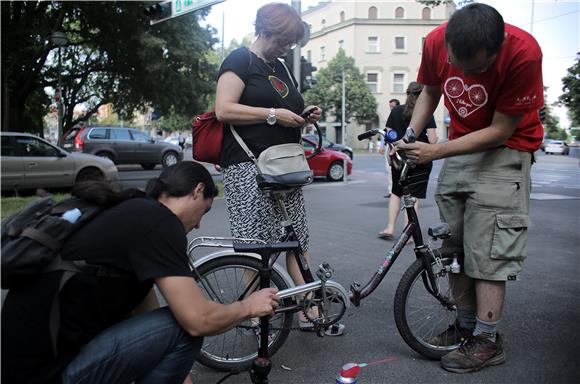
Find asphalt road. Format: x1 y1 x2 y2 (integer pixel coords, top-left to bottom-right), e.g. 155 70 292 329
178 151 579 384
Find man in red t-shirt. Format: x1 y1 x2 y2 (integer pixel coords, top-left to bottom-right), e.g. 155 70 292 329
398 3 543 373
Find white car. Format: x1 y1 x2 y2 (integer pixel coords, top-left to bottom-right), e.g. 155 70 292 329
544 140 570 155
1 132 118 192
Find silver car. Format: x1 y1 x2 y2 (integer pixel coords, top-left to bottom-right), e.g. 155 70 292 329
61 126 183 170
1 132 118 192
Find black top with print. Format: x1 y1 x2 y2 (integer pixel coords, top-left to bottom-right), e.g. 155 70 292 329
218 47 305 167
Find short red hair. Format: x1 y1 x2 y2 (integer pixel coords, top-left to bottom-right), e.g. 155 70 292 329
254 3 305 44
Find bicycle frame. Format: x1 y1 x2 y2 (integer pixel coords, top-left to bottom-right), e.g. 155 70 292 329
350 129 448 307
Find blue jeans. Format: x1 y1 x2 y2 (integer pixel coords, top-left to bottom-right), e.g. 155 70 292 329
61 307 202 384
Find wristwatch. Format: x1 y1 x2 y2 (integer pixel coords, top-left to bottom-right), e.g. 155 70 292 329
266 108 277 125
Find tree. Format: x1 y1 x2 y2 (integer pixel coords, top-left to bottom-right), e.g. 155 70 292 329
1 1 218 136
416 0 473 7
558 52 580 128
303 49 377 125
542 87 568 140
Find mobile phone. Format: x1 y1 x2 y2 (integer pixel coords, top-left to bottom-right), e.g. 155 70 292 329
300 107 317 119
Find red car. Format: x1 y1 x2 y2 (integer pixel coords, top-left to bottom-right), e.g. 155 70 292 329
302 136 352 181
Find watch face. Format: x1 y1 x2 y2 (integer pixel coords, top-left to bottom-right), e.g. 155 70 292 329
267 111 276 125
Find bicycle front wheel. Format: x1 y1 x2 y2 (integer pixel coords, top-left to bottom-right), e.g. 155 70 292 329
394 257 466 360
195 255 293 371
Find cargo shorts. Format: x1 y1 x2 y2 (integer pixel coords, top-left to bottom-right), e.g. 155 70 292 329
435 147 532 281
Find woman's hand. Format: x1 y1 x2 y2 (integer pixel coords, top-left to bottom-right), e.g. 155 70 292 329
275 108 306 127
302 105 322 124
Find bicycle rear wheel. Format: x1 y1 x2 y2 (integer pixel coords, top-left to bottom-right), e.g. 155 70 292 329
394 257 466 359
195 255 293 371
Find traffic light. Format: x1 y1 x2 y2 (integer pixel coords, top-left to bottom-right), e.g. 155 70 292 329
300 57 317 92
144 1 172 25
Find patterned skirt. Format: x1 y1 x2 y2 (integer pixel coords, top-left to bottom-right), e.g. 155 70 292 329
222 162 310 252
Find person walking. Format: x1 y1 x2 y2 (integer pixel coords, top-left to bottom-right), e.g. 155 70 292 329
214 3 343 336
379 99 401 198
378 83 437 240
1 162 279 384
397 3 544 373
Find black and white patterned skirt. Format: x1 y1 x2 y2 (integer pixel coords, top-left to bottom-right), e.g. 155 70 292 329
223 162 310 252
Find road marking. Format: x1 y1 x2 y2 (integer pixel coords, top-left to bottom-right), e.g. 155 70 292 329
530 193 578 200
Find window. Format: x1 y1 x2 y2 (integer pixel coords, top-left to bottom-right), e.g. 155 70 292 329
131 130 150 143
367 36 379 53
88 128 108 140
321 19 326 29
366 72 379 93
395 36 405 50
320 46 326 61
393 73 405 93
338 40 344 49
422 7 431 20
368 6 378 19
340 11 345 22
306 50 312 62
111 129 131 141
16 137 58 157
395 7 404 18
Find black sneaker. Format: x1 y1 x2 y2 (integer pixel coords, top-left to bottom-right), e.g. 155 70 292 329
429 323 472 347
441 334 506 373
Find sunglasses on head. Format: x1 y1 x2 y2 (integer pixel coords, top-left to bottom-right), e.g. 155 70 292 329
407 91 421 96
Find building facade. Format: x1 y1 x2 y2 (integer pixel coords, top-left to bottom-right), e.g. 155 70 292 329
301 0 454 148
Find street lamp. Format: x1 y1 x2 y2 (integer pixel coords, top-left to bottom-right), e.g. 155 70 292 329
50 31 68 143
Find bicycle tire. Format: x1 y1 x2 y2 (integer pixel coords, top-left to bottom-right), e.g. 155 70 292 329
394 257 465 360
195 255 293 371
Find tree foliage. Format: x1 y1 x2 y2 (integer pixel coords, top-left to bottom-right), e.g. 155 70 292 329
541 88 567 140
1 1 218 136
558 52 580 128
416 0 473 7
303 49 377 125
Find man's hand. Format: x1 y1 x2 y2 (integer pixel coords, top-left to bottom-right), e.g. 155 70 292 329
397 141 440 164
244 288 279 318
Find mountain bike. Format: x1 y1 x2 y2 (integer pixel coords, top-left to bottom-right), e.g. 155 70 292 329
189 127 466 373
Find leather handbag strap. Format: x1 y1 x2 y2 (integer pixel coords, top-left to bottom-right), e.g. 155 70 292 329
230 126 261 172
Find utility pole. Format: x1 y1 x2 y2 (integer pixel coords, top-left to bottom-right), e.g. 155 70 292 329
291 0 301 91
341 70 346 145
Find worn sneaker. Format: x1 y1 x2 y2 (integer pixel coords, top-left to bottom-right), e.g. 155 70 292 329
441 334 505 373
429 323 472 346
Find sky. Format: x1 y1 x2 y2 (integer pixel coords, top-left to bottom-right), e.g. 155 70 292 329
202 0 579 128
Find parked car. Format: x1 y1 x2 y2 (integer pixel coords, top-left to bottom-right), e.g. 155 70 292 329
61 126 183 169
303 134 353 159
1 132 118 192
544 140 570 155
302 136 352 181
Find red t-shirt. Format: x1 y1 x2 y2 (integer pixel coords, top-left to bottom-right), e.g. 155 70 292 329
418 23 544 152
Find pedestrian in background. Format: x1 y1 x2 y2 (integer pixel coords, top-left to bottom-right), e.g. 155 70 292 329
398 3 543 373
214 2 344 336
378 83 437 240
379 98 401 198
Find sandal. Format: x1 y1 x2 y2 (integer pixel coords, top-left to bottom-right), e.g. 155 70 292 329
324 323 345 336
378 231 393 240
298 319 315 332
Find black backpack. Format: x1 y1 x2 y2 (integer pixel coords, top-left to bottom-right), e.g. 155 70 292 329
1 196 104 288
1 196 127 354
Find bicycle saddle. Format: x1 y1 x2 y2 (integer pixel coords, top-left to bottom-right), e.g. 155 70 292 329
256 171 314 191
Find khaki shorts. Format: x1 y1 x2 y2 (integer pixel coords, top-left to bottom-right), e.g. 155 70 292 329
435 147 532 281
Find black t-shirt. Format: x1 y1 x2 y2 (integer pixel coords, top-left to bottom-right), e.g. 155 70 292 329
385 104 436 144
1 197 193 384
218 47 305 167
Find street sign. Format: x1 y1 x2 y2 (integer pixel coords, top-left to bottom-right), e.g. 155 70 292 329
173 0 224 16
146 0 225 25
